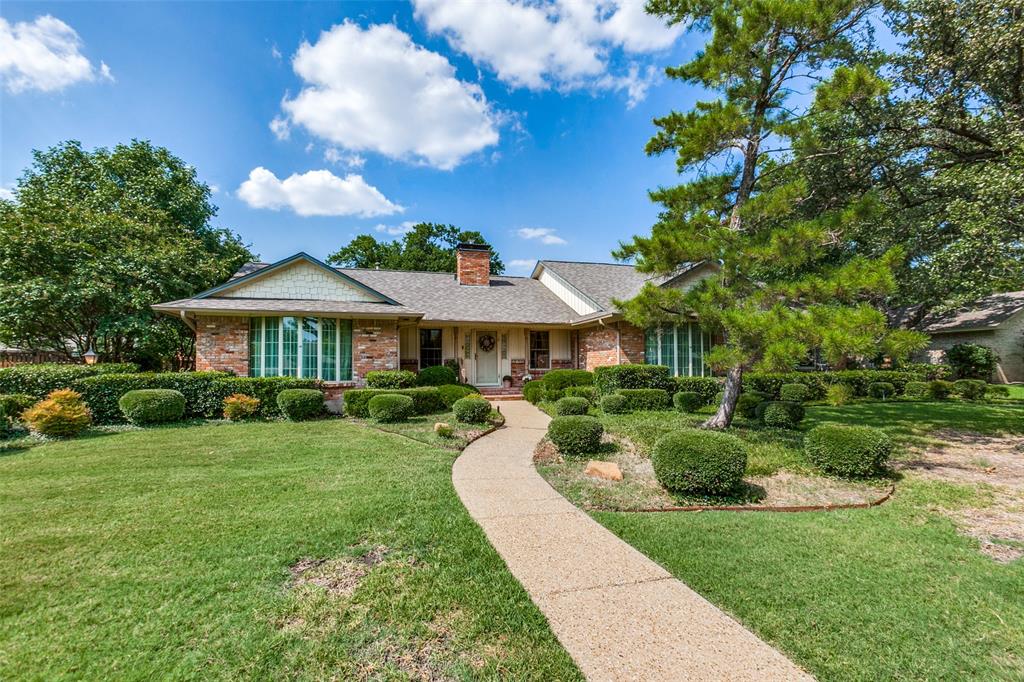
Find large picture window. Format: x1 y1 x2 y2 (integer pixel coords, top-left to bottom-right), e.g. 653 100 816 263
645 323 712 377
249 316 353 381
529 331 550 369
419 328 442 368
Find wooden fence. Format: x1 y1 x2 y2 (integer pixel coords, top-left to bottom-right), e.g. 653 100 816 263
0 350 72 368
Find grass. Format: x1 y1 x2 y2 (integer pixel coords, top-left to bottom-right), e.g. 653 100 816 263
0 420 579 680
352 409 503 450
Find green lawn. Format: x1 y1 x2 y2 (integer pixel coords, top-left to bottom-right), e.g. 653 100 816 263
0 420 579 680
590 400 1024 680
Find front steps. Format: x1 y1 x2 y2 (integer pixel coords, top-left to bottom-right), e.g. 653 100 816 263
477 387 524 401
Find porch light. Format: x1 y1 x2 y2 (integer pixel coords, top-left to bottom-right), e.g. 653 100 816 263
83 345 98 365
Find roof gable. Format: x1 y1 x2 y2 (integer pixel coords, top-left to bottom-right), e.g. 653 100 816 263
923 290 1024 333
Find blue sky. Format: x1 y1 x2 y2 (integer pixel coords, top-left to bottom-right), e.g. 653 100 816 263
1 1 703 274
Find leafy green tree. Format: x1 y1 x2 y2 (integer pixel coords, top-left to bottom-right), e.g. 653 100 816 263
328 222 504 274
616 0 926 428
0 140 253 368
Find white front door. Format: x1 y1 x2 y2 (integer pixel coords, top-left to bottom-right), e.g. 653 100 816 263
475 330 499 385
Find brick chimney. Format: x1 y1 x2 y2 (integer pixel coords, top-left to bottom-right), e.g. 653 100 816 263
456 243 491 286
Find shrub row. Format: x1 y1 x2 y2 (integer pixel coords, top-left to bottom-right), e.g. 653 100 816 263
365 370 418 389
0 362 138 398
616 388 670 411
742 369 926 399
343 386 446 417
594 364 674 394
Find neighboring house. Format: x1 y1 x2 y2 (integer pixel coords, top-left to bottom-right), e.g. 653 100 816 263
918 291 1024 383
153 244 718 394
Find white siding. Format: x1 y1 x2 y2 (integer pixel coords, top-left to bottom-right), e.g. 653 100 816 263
662 263 717 292
537 268 599 315
399 326 417 361
224 261 379 302
550 329 571 360
508 328 526 359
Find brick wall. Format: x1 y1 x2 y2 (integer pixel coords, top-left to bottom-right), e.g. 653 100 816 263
456 246 490 286
354 320 399 384
195 315 249 375
619 322 645 364
578 322 646 371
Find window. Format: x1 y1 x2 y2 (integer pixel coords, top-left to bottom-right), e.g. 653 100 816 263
529 331 550 369
419 328 442 368
249 316 352 381
645 323 712 377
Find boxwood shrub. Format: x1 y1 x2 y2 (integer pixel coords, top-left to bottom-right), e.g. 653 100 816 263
617 388 670 411
277 389 325 421
547 415 603 457
594 364 673 395
953 379 987 400
779 383 811 402
555 396 590 416
903 381 929 399
438 384 475 408
600 393 628 414
736 391 770 419
867 382 896 400
755 400 805 428
23 389 92 438
417 365 457 386
805 424 892 477
542 369 594 390
368 394 415 422
564 386 598 403
0 362 138 398
343 387 445 417
210 377 321 418
0 393 37 420
75 371 232 424
652 429 747 495
543 387 565 403
744 369 923 399
928 380 954 400
118 389 186 425
673 376 720 404
523 381 545 405
673 391 702 413
452 396 491 424
365 370 417 389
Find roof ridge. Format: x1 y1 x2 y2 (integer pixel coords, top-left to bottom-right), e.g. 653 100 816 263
540 259 637 267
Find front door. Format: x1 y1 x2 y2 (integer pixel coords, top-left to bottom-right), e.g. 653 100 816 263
475 330 499 385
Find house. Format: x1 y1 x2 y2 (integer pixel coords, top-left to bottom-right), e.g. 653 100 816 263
918 290 1024 383
152 244 718 395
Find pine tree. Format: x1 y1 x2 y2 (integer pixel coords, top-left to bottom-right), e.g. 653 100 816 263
616 0 926 428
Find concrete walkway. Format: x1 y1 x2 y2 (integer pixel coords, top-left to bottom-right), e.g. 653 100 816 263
452 400 813 682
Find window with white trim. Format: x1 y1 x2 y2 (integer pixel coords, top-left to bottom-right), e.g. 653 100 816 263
529 331 550 369
645 323 712 377
249 316 352 381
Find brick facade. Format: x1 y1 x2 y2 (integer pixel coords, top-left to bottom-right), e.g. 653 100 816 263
354 320 400 383
578 322 646 371
619 322 645 364
456 245 491 286
195 316 249 375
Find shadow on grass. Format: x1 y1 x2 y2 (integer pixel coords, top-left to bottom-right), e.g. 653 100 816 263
667 480 768 507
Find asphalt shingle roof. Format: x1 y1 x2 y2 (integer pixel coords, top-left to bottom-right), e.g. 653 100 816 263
152 297 415 317
922 291 1024 333
538 260 701 311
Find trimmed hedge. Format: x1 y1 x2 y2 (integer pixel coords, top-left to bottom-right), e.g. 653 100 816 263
779 383 810 402
928 380 954 400
543 387 565 403
743 369 924 399
594 364 673 395
368 394 415 422
417 365 457 386
438 384 475 408
523 381 545 405
210 377 321 418
953 379 987 400
673 391 703 413
0 393 36 419
23 389 92 438
805 424 892 477
564 385 598 403
673 376 720 405
555 396 590 416
343 387 445 418
600 393 628 414
903 381 929 399
365 370 417 389
0 362 138 398
756 400 805 428
542 369 594 390
652 429 748 495
118 389 186 425
453 396 491 424
736 391 770 419
868 382 896 400
547 415 603 457
617 388 670 411
277 389 325 421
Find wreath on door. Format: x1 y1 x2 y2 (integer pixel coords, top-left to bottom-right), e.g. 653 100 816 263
478 334 496 352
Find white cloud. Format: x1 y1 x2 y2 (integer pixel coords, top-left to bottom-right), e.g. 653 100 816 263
271 44 282 61
375 220 419 236
269 116 290 141
0 15 111 93
508 258 537 274
412 0 680 103
517 227 567 245
237 167 403 218
278 21 500 170
0 186 15 202
324 147 366 169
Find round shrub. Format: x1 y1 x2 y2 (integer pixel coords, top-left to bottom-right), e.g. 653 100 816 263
452 396 491 424
673 391 703 413
23 389 92 438
438 384 475 408
223 393 261 421
368 394 415 422
417 365 457 386
736 391 770 419
0 393 37 420
826 384 854 406
118 389 185 425
523 381 545 405
365 370 417 389
928 380 954 400
903 381 928 399
651 429 748 495
564 385 598 403
779 383 810 403
556 396 590 416
986 384 1010 399
953 379 987 400
867 382 896 401
547 415 603 457
754 400 805 428
805 424 892 477
277 388 325 421
600 393 629 414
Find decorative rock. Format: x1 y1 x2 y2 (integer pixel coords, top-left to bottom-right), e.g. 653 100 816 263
585 460 622 481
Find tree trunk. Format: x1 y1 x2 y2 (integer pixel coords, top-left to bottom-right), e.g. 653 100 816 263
703 365 742 429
